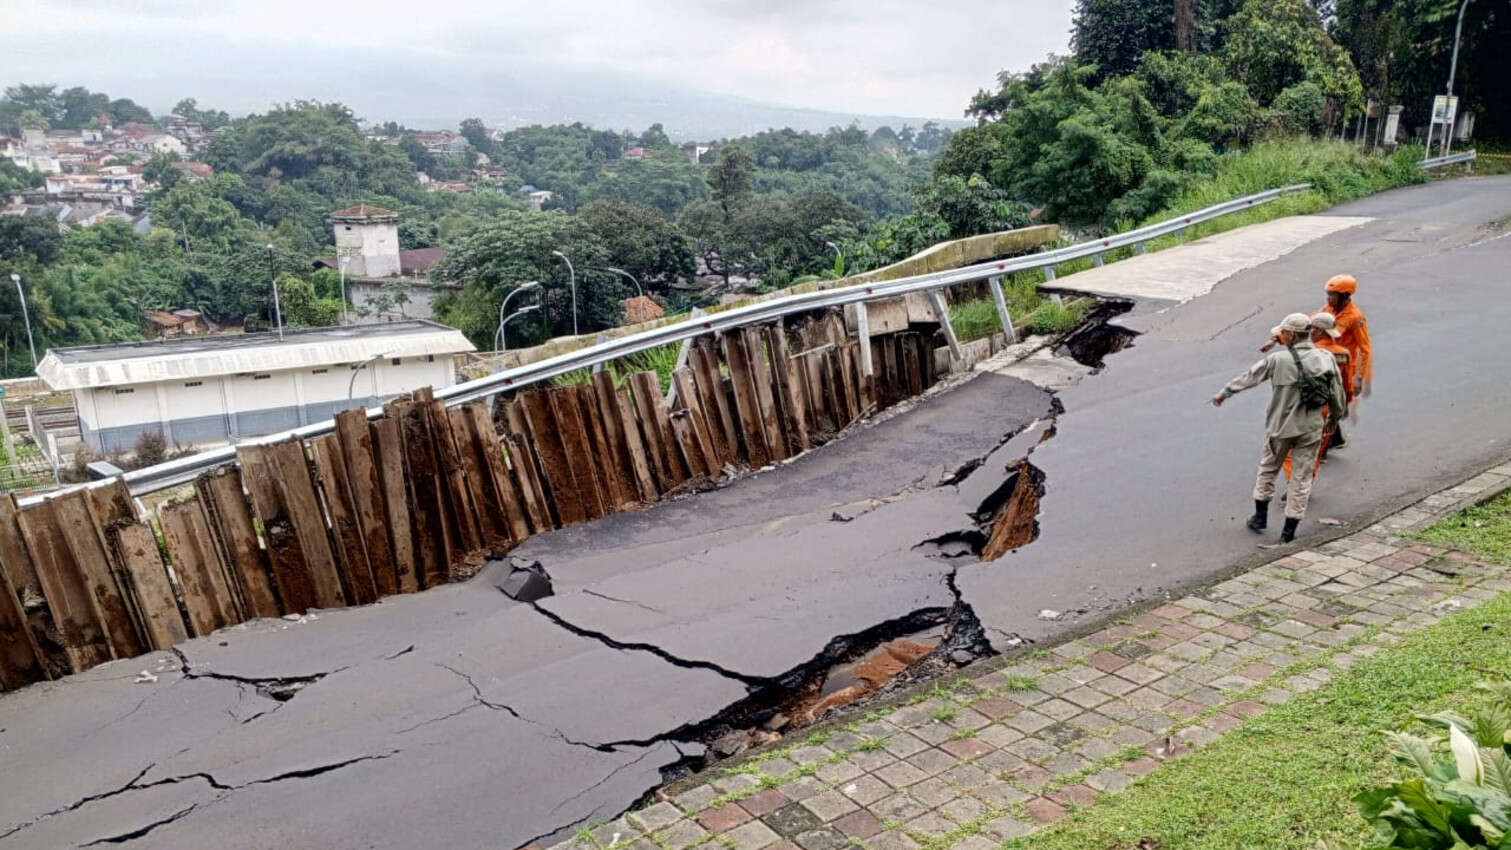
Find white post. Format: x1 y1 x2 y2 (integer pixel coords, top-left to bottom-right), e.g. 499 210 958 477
664 308 705 403
926 289 963 363
987 275 1015 346
855 301 874 377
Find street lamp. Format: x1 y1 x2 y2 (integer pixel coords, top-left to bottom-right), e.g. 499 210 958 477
499 304 540 351
348 351 394 400
8 273 37 370
824 240 844 276
265 244 284 341
1443 0 1474 156
594 266 643 297
550 249 577 336
338 255 350 325
495 281 542 352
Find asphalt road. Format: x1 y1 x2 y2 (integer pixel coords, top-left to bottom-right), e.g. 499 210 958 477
1 176 1507 849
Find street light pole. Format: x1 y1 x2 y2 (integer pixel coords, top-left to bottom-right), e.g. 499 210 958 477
1443 0 1474 156
495 281 541 352
500 304 540 351
338 255 350 325
598 267 643 297
8 273 37 369
824 240 843 275
266 244 284 341
551 249 577 336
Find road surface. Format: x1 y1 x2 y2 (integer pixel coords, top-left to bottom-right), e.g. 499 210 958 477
1 175 1507 849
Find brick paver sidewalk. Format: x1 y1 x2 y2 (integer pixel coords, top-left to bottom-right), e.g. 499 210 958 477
541 463 1511 850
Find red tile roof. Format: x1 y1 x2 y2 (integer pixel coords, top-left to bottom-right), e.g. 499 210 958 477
329 204 398 219
399 247 446 275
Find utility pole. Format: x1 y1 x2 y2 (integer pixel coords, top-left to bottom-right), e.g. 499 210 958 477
1442 0 1473 156
266 245 284 341
9 273 37 370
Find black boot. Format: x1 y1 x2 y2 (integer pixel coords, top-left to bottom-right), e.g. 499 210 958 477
1246 500 1269 533
1330 422 1346 449
1280 517 1300 543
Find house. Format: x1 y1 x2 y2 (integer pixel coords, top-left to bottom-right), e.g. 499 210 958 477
37 320 476 452
143 308 203 338
312 206 453 321
526 189 554 212
681 142 712 163
623 146 648 160
140 134 187 156
171 161 215 181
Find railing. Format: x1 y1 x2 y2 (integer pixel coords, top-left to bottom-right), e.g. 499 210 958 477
21 183 1318 504
1420 150 1477 169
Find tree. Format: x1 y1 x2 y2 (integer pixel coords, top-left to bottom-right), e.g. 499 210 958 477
578 199 696 289
1222 0 1362 118
430 210 618 346
172 97 230 130
638 123 672 149
1073 0 1178 79
142 151 183 189
706 144 755 219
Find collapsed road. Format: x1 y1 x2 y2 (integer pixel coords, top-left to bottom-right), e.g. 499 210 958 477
2 175 1510 849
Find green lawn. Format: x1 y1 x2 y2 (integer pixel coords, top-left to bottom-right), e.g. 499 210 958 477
1008 495 1511 850
1415 489 1511 566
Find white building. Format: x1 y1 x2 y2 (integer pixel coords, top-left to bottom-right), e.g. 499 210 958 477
36 320 475 453
331 204 402 278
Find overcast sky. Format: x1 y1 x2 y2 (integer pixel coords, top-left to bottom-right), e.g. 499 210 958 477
4 0 1074 120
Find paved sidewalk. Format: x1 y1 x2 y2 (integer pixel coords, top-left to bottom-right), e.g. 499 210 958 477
540 461 1511 850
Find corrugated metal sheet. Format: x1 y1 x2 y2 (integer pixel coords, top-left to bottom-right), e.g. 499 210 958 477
37 323 476 391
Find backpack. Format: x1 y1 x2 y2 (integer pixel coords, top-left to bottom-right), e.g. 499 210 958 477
1285 345 1332 410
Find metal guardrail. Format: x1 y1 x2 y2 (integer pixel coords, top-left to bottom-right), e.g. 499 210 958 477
1420 150 1477 169
22 183 1316 504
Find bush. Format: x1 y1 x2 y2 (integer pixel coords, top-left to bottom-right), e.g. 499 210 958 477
1354 680 1511 848
1030 299 1089 334
132 430 167 467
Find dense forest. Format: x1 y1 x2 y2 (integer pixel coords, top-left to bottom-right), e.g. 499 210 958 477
0 0 1502 374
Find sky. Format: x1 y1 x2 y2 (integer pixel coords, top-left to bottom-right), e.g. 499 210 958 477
3 0 1075 124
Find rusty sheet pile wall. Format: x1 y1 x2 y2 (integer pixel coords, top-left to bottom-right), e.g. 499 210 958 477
0 322 938 688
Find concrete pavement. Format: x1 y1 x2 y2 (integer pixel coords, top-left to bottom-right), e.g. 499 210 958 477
1 175 1508 849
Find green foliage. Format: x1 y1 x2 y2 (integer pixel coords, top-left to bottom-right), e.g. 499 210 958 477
431 210 619 346
1029 299 1090 334
1221 0 1363 113
1355 682 1511 848
578 199 696 289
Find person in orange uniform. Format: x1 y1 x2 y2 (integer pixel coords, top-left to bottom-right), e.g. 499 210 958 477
1321 274 1371 448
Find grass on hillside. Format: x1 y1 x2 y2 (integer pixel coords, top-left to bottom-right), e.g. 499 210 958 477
1008 493 1511 850
1415 488 1511 566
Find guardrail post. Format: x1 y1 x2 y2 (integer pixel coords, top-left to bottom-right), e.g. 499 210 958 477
591 332 608 373
664 308 705 404
1043 266 1056 282
1093 252 1105 267
926 289 963 364
855 301 874 377
987 276 1015 346
1136 241 1147 255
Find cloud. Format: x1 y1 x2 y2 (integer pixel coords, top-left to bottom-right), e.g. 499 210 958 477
4 0 1074 118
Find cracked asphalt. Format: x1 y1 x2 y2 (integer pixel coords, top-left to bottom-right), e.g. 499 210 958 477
2 176 1508 849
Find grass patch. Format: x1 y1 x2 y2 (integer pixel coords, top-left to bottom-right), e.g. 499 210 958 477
552 341 682 391
1005 586 1511 849
1002 673 1040 692
1414 489 1511 565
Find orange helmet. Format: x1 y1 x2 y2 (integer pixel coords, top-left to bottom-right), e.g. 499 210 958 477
1325 274 1357 294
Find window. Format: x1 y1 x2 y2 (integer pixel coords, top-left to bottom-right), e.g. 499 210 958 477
390 358 401 366
183 381 202 388
425 355 435 362
311 368 328 375
252 373 272 381
114 387 134 395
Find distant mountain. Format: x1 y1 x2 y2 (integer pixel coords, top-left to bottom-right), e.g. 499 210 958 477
8 33 966 140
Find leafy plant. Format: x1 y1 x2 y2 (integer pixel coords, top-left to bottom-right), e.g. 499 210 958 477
1354 681 1511 848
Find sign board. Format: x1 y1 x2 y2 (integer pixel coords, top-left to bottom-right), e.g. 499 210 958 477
0 385 7 399
1431 95 1459 127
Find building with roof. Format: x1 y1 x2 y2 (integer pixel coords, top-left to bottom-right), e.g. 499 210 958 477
316 206 454 322
37 320 475 453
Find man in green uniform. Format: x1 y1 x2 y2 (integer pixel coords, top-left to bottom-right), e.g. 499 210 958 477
1210 313 1346 543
